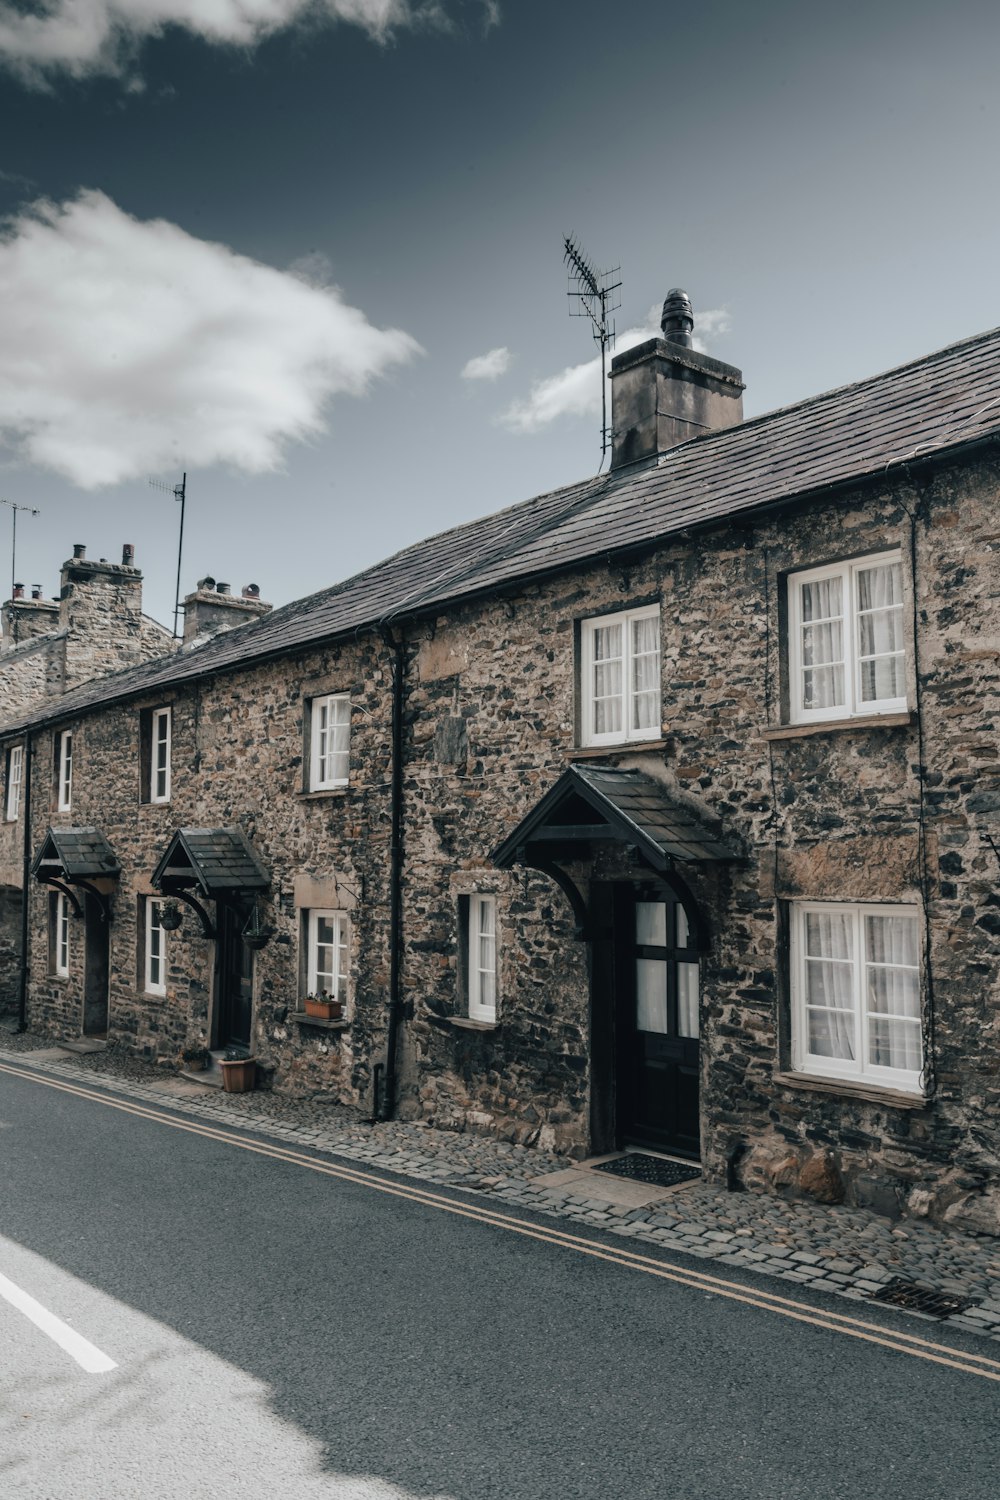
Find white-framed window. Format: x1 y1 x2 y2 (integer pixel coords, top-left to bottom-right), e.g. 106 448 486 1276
309 694 350 790
579 604 660 747
787 552 906 724
144 899 167 996
56 729 73 811
306 909 351 1005
50 891 70 977
150 708 171 804
790 901 922 1093
5 744 23 822
468 894 497 1022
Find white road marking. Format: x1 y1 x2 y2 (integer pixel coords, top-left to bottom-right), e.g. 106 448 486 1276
0 1269 117 1373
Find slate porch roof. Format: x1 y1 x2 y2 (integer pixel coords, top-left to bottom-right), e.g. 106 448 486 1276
4 323 1000 737
152 827 269 896
492 765 738 871
31 828 121 881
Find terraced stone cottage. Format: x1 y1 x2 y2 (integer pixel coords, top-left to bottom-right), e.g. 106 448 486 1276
2 292 998 1234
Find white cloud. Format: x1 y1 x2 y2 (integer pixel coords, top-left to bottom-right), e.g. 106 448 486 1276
460 346 511 381
0 190 421 488
0 0 453 81
500 303 732 433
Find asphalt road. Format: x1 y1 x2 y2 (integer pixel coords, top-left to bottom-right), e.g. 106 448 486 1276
1 1061 998 1500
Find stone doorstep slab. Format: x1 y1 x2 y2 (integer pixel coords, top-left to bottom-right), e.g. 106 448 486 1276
10 1047 77 1065
57 1038 107 1055
532 1158 697 1209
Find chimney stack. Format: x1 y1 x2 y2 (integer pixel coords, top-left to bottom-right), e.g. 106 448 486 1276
183 575 271 644
609 288 744 469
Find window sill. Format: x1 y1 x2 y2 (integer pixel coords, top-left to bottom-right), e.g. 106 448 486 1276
762 711 916 742
448 1016 499 1032
570 738 665 760
772 1070 929 1110
290 1011 349 1032
297 788 348 801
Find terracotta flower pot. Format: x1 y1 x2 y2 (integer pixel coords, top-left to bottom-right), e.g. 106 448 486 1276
304 999 343 1020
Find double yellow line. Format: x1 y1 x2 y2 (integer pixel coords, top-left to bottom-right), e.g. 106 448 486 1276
4 1056 1000 1385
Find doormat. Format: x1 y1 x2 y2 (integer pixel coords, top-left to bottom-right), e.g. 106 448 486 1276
592 1154 701 1188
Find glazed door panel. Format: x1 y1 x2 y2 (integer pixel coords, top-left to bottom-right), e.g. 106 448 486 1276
617 890 700 1157
216 904 253 1048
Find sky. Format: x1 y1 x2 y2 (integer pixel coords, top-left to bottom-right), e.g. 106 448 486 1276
0 0 999 628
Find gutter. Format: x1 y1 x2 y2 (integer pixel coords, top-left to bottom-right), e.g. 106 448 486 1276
16 732 32 1032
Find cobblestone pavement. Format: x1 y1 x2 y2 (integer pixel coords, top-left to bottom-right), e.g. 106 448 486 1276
4 1027 1000 1345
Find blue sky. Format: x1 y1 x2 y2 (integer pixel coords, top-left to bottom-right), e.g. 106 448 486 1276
0 0 998 626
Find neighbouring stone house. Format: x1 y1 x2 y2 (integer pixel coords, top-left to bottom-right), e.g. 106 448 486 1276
2 291 999 1234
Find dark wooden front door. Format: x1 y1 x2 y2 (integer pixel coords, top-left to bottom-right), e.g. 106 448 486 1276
83 893 109 1037
216 903 253 1048
616 886 701 1157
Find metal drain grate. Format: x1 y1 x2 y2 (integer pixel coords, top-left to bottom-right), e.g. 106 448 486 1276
868 1277 979 1320
592 1154 701 1188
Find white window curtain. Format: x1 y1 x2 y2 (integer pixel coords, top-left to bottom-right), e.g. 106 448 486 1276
630 614 660 733
591 622 623 736
582 606 660 746
865 913 921 1072
803 909 856 1060
790 553 906 723
795 903 922 1090
800 575 845 712
469 895 497 1021
312 696 350 788
856 562 904 703
309 911 350 1002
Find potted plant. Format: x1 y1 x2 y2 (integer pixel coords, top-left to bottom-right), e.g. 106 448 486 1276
242 900 274 951
181 1044 211 1072
304 990 343 1021
159 899 183 932
218 1046 256 1093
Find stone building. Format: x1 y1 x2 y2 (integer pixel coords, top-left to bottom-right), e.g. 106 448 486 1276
2 293 999 1234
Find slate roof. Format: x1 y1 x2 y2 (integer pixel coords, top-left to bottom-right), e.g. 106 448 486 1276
31 828 121 880
493 764 738 870
152 827 270 895
4 323 1000 738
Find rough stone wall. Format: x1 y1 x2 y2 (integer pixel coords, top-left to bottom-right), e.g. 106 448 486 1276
59 555 172 688
17 639 398 1113
0 884 21 1013
6 452 999 1228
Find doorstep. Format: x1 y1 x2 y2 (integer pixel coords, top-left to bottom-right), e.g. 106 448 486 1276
57 1038 107 1056
532 1153 700 1209
179 1049 229 1089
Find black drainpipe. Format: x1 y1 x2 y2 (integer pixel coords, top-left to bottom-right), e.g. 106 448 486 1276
17 732 32 1032
379 628 406 1120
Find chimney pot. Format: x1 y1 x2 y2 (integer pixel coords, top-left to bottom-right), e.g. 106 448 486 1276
197 575 215 592
72 544 86 560
99 557 107 564
31 585 42 600
661 288 694 348
216 581 231 596
122 543 135 566
12 583 24 599
242 583 260 598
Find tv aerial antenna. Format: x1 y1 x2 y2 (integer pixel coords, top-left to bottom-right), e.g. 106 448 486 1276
149 471 187 640
0 497 41 602
564 235 621 469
